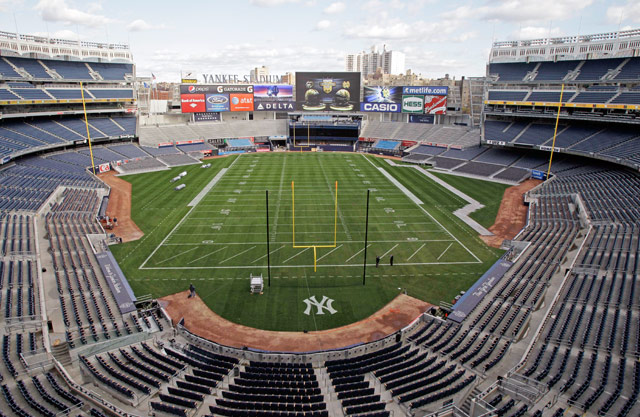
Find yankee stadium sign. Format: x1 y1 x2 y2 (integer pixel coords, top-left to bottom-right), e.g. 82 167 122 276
202 74 284 84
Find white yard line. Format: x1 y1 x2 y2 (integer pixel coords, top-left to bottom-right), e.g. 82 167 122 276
380 243 399 259
140 260 481 270
316 244 343 262
188 156 239 207
437 243 454 260
282 247 311 264
345 244 371 263
140 157 239 269
187 246 227 265
269 154 287 242
219 245 257 264
162 239 456 246
139 206 196 268
155 247 199 265
363 154 482 263
362 154 423 205
407 243 426 261
251 245 286 264
318 155 352 241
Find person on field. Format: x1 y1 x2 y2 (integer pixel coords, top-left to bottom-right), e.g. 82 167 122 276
376 256 380 267
188 283 196 298
390 255 394 266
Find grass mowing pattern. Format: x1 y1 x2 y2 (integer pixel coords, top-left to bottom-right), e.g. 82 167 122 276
111 153 504 331
430 171 510 229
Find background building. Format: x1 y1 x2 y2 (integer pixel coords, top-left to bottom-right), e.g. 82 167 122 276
345 45 405 77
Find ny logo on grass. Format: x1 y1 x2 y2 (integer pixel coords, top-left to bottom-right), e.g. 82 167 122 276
303 295 337 316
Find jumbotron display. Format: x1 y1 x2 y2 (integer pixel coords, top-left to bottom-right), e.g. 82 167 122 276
295 72 361 111
180 84 254 113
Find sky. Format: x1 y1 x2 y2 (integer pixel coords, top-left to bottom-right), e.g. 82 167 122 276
1 0 639 82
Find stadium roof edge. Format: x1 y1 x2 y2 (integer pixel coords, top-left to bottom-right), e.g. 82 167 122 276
0 30 133 63
489 27 640 64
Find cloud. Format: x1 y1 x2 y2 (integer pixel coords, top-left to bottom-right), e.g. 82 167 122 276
315 20 331 30
510 26 563 40
324 2 345 14
343 16 468 43
31 29 80 40
35 0 113 26
249 0 298 6
143 44 344 81
0 0 23 11
126 19 166 32
607 1 640 24
478 0 594 24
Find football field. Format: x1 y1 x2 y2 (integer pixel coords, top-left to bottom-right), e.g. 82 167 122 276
111 153 505 331
141 153 480 270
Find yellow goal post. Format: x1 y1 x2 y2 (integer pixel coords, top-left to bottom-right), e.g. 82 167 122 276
291 180 338 271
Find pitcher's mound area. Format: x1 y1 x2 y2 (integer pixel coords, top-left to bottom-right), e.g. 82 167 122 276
160 291 431 352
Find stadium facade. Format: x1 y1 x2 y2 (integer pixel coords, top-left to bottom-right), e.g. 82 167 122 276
0 26 637 417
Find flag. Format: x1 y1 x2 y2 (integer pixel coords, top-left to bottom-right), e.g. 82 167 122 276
143 82 149 88
152 73 156 81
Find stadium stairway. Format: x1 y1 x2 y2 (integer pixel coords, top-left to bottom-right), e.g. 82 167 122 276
460 386 483 415
51 341 73 367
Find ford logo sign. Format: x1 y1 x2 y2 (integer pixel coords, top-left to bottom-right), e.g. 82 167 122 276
207 95 228 104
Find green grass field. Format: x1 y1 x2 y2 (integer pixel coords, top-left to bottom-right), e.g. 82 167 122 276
110 153 505 331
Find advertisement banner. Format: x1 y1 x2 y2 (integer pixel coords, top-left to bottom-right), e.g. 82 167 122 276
360 86 402 113
254 85 294 111
295 72 361 111
98 163 110 173
402 95 424 113
180 84 253 94
205 94 230 112
531 170 548 180
95 251 137 314
402 86 449 96
230 93 254 112
409 114 434 124
181 94 206 113
424 95 447 114
194 112 221 122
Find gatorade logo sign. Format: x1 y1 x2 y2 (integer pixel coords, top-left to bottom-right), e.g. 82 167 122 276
402 95 424 113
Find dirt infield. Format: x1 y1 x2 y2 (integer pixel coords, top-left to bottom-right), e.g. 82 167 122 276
160 291 431 352
480 178 542 248
99 171 144 242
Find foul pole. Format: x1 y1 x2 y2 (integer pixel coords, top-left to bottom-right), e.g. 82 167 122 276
546 83 565 179
80 81 97 175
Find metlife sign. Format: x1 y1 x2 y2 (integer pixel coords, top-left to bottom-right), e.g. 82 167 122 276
402 86 449 96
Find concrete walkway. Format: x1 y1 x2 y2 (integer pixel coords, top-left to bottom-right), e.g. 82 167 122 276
383 159 494 236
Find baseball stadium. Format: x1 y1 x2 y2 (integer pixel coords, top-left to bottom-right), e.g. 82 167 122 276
0 20 638 417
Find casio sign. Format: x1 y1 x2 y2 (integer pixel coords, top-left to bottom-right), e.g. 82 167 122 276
363 103 398 112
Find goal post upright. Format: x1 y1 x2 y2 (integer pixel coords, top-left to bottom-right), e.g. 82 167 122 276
291 180 339 271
